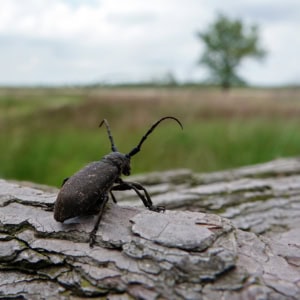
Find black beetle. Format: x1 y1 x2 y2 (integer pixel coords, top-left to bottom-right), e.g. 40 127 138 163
54 116 183 246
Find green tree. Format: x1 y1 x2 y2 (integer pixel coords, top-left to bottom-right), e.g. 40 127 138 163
197 14 266 90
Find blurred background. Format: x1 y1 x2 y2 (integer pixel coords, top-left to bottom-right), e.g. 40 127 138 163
1 0 300 187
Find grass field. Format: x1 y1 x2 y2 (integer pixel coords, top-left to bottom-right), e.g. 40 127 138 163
1 86 300 187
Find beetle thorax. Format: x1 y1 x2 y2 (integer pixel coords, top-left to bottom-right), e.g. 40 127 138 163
103 152 131 176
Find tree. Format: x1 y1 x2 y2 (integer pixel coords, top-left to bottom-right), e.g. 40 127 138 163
197 14 266 90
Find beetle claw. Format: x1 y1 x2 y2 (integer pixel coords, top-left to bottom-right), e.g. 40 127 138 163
149 205 165 212
89 233 95 248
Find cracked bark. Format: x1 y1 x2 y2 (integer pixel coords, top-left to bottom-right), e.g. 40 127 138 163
1 158 300 299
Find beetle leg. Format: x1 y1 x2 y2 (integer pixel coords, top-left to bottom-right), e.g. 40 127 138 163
130 181 165 212
61 177 69 187
89 194 109 248
112 179 165 212
109 190 118 203
112 181 149 207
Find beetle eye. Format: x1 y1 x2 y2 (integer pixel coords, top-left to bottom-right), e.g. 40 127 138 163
123 166 131 176
122 162 131 176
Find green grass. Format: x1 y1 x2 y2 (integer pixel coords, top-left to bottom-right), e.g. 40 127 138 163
1 87 300 186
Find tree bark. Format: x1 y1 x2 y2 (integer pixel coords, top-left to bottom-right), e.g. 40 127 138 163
1 158 300 299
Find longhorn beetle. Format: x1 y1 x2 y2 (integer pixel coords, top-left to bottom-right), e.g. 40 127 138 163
54 116 183 247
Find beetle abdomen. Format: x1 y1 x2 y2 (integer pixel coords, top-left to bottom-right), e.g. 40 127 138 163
54 161 119 222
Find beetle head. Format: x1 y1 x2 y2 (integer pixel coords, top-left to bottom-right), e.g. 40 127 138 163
104 152 131 176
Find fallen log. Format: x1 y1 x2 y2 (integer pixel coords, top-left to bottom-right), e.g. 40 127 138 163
1 158 300 299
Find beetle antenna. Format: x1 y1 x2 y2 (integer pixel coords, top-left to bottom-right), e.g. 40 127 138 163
99 119 118 152
127 116 183 157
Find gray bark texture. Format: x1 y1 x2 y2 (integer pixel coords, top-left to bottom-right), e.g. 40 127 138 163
0 158 300 300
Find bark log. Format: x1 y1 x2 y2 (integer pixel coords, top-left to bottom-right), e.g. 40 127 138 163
0 158 300 299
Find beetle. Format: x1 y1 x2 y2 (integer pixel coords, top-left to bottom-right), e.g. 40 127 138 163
54 116 183 247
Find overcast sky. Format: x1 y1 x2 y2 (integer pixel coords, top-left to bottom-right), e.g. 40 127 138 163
1 0 299 86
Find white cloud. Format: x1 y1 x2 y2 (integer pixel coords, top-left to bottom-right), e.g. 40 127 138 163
0 0 299 85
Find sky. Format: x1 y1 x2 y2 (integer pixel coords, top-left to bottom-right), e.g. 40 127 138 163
1 0 300 86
